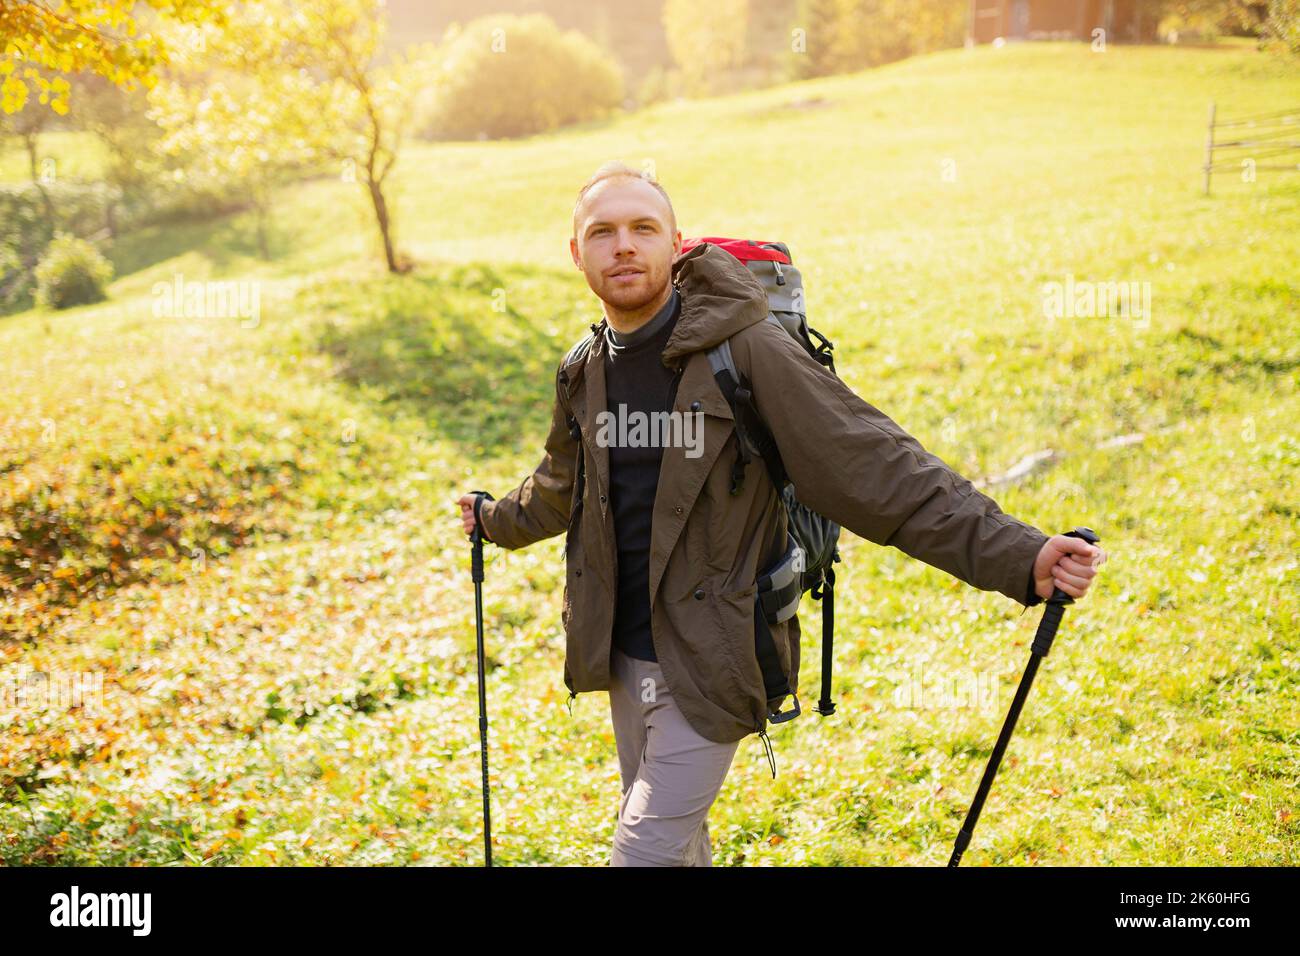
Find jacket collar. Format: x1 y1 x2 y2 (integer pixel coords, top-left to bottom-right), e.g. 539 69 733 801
562 241 770 398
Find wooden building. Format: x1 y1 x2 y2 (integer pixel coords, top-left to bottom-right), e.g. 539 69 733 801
968 0 1157 44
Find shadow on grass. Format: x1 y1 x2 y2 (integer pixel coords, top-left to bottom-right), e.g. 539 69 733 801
292 260 590 463
105 206 293 280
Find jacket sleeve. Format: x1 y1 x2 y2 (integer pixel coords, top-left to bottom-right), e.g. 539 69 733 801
735 318 1050 606
477 360 577 550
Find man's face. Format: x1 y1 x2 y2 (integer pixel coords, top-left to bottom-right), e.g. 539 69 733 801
570 178 682 314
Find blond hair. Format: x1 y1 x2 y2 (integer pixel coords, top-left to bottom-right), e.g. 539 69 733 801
572 161 677 238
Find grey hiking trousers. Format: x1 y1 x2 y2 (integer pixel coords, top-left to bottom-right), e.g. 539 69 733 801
607 647 740 866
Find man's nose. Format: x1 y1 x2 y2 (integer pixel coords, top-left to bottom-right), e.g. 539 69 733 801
613 227 638 255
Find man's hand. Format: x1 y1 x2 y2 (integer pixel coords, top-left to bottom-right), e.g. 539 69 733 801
457 493 481 537
1033 534 1107 601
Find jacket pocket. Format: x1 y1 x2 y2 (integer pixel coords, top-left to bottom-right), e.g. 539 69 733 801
709 584 766 718
714 582 795 713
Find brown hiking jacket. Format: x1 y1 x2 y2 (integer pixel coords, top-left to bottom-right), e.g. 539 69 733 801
479 242 1049 745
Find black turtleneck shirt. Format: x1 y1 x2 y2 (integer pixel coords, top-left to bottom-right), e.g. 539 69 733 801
603 287 682 662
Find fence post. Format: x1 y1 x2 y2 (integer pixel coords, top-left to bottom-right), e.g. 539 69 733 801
1204 100 1216 196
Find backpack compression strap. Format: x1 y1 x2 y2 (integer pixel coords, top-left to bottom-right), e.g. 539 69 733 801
812 565 836 717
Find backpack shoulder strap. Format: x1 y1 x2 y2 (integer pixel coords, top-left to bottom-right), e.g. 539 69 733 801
706 328 787 493
705 314 785 385
705 337 738 385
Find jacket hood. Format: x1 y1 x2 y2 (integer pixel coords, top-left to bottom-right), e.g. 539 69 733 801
661 242 771 364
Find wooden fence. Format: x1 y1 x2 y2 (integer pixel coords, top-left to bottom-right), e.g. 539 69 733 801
1203 101 1300 195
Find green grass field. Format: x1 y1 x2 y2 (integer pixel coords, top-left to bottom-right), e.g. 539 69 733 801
1 42 1297 865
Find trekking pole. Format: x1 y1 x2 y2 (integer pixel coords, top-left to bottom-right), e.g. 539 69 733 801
468 491 494 867
948 526 1100 867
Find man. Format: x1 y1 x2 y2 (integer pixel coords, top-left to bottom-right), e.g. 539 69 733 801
457 161 1106 867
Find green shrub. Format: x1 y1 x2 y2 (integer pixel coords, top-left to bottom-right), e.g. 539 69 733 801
420 14 625 140
1264 0 1300 56
0 181 122 313
33 234 114 310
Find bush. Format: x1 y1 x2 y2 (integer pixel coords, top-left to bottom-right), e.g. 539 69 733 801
0 181 121 313
33 235 114 310
1264 0 1300 56
420 14 625 140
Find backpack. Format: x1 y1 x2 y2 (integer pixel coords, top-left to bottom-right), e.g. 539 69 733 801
679 237 844 723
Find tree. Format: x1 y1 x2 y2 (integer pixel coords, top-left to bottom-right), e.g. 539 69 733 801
790 0 965 79
66 75 167 236
0 103 55 221
0 0 226 115
150 67 323 259
1154 0 1265 37
663 0 750 95
792 0 846 78
275 0 432 272
151 0 430 272
1263 0 1300 54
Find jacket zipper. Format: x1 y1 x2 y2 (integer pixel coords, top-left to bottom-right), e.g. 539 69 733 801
644 360 686 664
563 406 584 713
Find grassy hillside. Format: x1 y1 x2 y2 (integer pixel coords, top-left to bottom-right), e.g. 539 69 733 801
1 43 1296 866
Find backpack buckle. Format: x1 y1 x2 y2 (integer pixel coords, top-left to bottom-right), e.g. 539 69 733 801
768 692 801 724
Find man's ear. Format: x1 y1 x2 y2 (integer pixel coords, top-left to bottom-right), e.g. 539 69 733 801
569 236 582 270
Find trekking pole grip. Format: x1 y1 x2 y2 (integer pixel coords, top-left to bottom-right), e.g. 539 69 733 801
1030 526 1100 658
468 490 494 583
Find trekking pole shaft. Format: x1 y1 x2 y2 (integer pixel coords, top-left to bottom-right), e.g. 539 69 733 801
948 653 1042 867
471 527 492 867
948 526 1099 867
